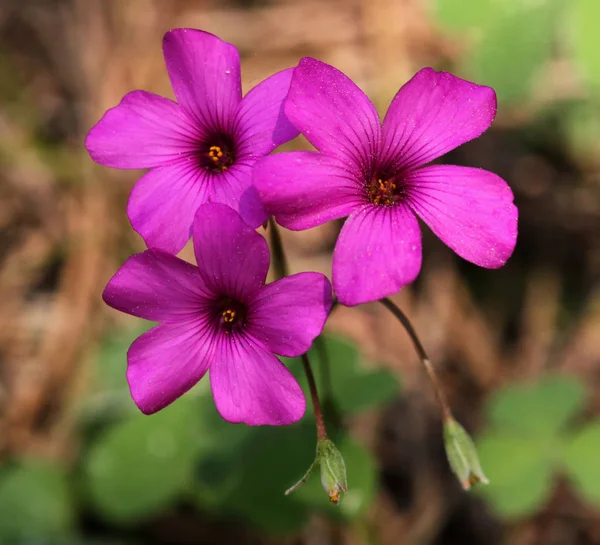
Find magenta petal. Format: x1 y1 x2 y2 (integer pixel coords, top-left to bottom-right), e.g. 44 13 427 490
103 250 209 321
406 165 518 268
127 321 214 414
127 162 210 254
254 151 362 230
382 68 496 170
235 68 299 157
210 335 305 425
85 91 198 169
192 203 269 300
248 272 332 357
333 205 422 306
208 163 268 228
163 29 242 131
285 58 381 170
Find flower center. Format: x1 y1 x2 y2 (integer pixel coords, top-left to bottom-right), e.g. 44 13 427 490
198 137 236 173
218 298 247 333
368 177 399 206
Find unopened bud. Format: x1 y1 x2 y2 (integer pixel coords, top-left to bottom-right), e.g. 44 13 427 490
444 417 489 490
317 439 348 504
285 438 348 504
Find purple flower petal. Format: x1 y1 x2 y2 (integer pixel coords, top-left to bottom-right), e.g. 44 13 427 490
254 151 363 230
103 249 209 321
285 58 381 170
192 203 269 300
333 205 422 306
85 91 199 169
234 68 299 157
207 163 268 228
127 320 215 414
163 28 242 132
127 162 211 254
405 165 518 268
248 272 332 357
381 68 496 170
210 335 305 425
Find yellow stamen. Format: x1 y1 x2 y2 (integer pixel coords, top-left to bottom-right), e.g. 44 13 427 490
209 146 223 161
329 491 341 504
222 309 236 323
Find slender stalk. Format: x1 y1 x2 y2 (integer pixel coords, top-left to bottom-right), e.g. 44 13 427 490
267 217 329 440
268 216 288 279
302 353 328 441
315 337 334 404
379 297 452 422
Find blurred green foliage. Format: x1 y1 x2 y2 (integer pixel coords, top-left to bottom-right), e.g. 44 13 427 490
435 0 600 165
435 0 600 105
476 375 600 518
436 0 564 102
0 333 399 543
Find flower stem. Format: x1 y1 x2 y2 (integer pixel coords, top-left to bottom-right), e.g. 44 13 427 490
267 217 329 440
379 297 453 422
302 353 328 441
268 216 288 279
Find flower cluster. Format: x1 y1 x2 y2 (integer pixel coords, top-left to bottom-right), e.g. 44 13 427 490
88 28 518 427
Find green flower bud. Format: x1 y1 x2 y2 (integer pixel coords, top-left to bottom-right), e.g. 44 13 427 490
317 439 348 504
444 417 489 490
285 438 348 504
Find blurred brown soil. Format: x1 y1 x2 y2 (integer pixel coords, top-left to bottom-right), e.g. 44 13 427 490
0 0 599 544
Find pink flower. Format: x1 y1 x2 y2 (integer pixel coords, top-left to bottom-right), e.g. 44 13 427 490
86 28 298 254
102 203 332 425
254 59 518 306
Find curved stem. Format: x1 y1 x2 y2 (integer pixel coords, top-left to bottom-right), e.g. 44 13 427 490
268 216 288 279
302 353 328 441
379 298 453 422
267 217 330 439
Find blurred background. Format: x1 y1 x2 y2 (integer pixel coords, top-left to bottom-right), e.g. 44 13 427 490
1 0 600 543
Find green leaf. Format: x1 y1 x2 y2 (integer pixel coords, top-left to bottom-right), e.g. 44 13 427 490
84 398 200 522
290 336 400 416
563 421 600 505
0 461 73 541
193 397 252 512
476 433 554 518
571 0 600 91
535 376 586 432
223 423 314 535
487 375 585 437
484 462 554 519
95 322 154 393
477 433 544 487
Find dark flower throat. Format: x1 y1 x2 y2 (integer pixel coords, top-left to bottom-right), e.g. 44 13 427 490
198 134 236 172
217 297 247 334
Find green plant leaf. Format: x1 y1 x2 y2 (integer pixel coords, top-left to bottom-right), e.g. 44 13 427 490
223 423 314 535
563 421 600 505
289 336 400 416
84 397 201 522
571 0 600 91
94 323 154 393
484 462 554 519
0 461 73 541
487 375 585 437
477 433 544 487
476 432 554 518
